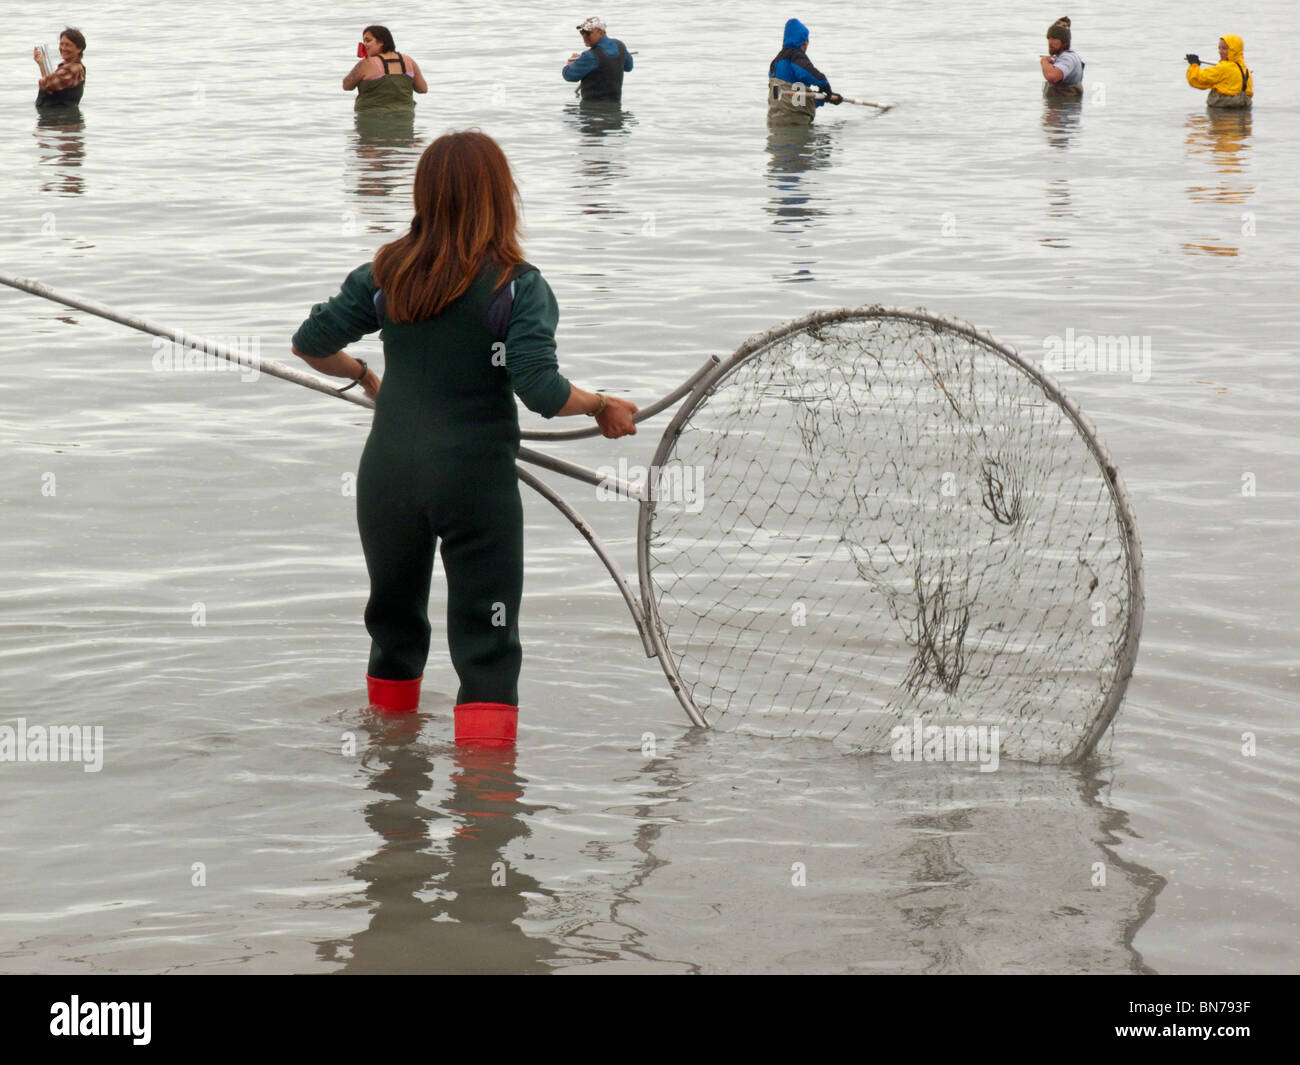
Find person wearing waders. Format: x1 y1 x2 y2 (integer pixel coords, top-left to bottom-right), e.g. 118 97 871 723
1185 35 1253 109
343 24 428 113
562 16 633 101
34 27 86 108
768 18 842 123
1040 17 1085 98
291 131 638 746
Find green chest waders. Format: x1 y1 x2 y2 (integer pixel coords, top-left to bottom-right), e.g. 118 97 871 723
361 268 530 746
355 55 416 113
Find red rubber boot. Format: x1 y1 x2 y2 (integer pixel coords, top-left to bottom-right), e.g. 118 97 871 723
453 702 518 747
366 675 422 713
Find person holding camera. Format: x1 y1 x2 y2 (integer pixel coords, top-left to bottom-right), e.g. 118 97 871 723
1186 36 1253 109
34 27 86 108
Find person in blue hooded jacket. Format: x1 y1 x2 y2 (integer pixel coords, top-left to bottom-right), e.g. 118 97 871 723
768 18 842 123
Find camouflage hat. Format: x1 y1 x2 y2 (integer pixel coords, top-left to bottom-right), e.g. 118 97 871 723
576 17 606 32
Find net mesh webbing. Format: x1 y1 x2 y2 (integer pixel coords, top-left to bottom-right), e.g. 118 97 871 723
644 313 1139 764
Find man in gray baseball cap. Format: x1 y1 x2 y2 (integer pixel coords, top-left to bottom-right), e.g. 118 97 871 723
563 17 633 101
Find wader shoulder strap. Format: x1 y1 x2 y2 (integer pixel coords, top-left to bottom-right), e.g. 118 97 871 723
485 262 538 342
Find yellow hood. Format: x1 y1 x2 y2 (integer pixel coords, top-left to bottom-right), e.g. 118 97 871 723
1187 34 1252 97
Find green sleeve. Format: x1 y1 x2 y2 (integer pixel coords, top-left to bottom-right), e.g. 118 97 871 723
291 263 379 357
505 271 572 418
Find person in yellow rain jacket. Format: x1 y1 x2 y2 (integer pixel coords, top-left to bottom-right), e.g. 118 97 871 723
1186 35 1253 109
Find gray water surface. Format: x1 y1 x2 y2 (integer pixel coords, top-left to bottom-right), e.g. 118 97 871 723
1 0 1296 973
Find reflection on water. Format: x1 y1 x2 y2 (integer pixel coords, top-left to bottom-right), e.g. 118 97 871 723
562 100 633 217
765 123 834 281
1182 109 1254 257
34 108 86 197
765 122 834 225
3 0 1293 977
553 730 702 974
881 760 1163 973
316 713 557 973
1040 97 1080 244
313 721 1166 973
513 731 1164 974
1041 95 1082 151
346 112 425 233
564 98 632 138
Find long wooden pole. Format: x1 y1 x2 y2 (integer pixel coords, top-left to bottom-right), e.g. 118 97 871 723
810 92 894 111
0 271 377 410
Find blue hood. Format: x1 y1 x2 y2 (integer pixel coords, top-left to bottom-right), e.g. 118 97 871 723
783 18 809 48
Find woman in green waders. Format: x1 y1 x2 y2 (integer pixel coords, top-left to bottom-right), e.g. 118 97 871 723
291 131 638 746
343 25 428 112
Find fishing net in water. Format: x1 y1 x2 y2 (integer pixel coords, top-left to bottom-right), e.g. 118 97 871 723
640 308 1142 764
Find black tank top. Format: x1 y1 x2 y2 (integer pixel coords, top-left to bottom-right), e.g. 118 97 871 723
36 66 85 108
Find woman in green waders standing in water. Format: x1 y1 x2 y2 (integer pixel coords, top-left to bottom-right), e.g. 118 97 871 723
291 131 638 746
343 25 428 112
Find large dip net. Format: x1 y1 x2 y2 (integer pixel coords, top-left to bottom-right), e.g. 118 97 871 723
638 308 1143 764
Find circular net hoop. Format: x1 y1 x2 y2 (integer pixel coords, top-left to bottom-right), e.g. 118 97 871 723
639 308 1143 764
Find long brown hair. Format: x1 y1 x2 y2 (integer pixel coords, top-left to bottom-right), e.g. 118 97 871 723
372 131 525 322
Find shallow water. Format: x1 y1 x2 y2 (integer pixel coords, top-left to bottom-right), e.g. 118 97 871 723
1 1 1297 973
